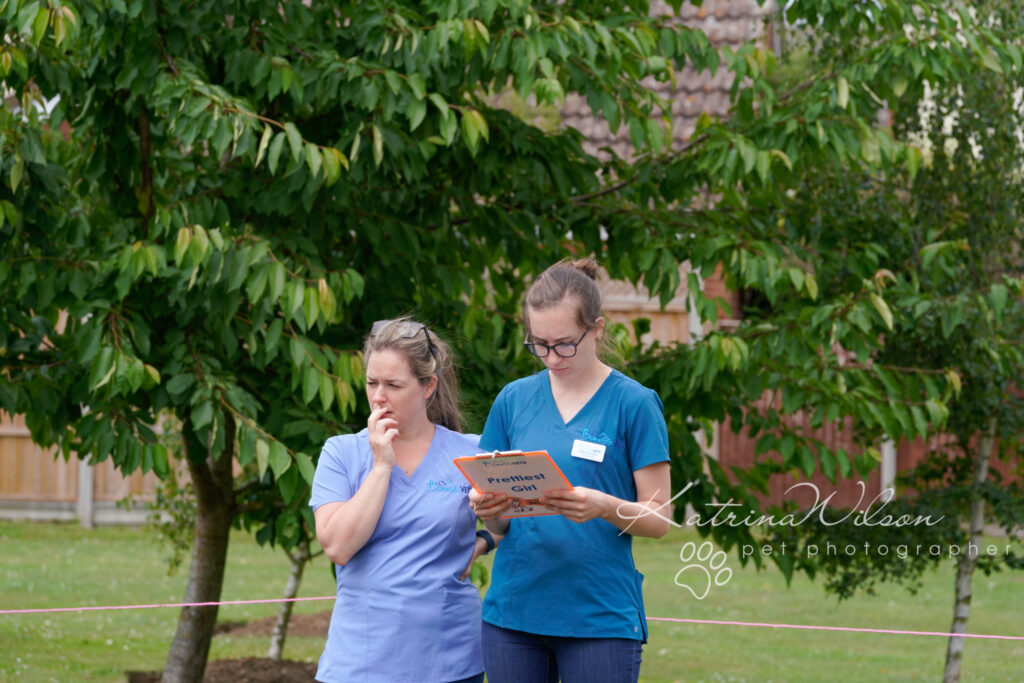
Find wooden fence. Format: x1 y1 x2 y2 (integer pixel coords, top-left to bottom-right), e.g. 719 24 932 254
0 412 158 526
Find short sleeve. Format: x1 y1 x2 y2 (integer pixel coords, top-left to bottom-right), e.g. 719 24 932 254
309 435 361 511
478 385 511 452
626 388 670 471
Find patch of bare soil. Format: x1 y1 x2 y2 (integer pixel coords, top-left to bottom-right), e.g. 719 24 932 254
126 658 318 682
126 612 330 682
214 610 331 638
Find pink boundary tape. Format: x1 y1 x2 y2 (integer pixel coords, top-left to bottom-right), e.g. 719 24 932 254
2 598 1022 641
0 596 335 615
646 617 1024 641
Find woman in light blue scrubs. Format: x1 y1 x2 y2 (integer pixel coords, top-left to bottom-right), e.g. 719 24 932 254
472 259 673 683
311 319 488 683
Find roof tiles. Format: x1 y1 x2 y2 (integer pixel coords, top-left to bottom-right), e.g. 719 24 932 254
562 0 775 159
574 2 774 331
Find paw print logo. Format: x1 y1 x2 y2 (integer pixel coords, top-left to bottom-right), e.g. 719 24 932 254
674 541 732 600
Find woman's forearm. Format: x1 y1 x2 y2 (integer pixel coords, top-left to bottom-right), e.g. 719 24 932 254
600 496 673 538
483 516 510 537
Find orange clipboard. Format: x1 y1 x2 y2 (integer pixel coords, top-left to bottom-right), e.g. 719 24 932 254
453 450 573 517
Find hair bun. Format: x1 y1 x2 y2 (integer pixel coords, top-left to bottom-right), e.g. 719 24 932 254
571 257 599 281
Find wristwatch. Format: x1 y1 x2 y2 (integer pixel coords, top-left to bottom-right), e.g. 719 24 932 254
475 529 496 554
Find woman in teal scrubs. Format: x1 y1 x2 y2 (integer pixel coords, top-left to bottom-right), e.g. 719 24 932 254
311 319 487 683
473 259 673 683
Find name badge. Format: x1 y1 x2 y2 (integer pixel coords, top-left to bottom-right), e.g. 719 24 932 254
571 439 606 463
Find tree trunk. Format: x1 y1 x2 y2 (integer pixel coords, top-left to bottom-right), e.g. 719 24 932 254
942 416 998 683
161 418 236 683
267 539 311 661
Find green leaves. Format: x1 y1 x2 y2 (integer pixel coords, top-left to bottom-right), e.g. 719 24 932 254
463 18 490 58
284 122 303 163
987 284 1008 321
304 143 322 179
321 147 347 186
31 4 50 47
268 440 290 478
836 75 849 110
254 125 273 167
407 97 427 131
407 73 426 101
267 133 286 174
869 293 894 330
255 438 269 475
87 345 161 396
460 109 489 155
9 153 24 193
171 224 211 268
89 347 116 391
371 124 384 166
979 46 1002 73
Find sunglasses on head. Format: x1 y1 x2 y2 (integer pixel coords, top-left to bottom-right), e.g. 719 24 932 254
371 319 438 359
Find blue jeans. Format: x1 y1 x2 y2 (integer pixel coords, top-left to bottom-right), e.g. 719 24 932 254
481 621 643 683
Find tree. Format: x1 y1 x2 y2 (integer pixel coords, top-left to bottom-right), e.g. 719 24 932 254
601 1 1020 560
0 1 704 679
872 34 1024 678
747 4 1024 682
1 1 1018 680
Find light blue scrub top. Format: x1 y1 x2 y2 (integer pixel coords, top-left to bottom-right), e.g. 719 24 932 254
479 369 669 641
310 426 484 682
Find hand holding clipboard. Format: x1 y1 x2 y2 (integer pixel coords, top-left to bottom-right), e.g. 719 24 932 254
454 450 573 517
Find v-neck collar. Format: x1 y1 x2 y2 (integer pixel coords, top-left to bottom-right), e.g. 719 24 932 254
543 369 616 427
393 425 438 481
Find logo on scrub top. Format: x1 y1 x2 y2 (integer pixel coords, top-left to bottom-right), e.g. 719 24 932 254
427 479 471 494
580 427 614 446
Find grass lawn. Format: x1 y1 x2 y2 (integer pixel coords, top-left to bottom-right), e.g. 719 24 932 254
636 528 1024 682
1 521 1021 681
0 521 337 682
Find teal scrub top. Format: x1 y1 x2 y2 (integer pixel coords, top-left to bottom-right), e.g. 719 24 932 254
479 369 670 641
310 426 484 682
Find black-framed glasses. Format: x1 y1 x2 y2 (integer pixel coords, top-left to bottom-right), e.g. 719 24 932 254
371 319 437 359
524 329 589 358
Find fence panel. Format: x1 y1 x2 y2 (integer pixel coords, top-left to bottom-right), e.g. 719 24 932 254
0 412 159 522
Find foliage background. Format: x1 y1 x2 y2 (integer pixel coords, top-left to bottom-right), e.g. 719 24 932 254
1 0 1022 678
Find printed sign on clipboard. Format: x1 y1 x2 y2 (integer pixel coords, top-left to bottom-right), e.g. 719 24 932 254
453 450 573 517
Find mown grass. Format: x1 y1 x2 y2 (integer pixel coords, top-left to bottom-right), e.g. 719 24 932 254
1 521 1021 681
0 522 336 682
634 529 1024 682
